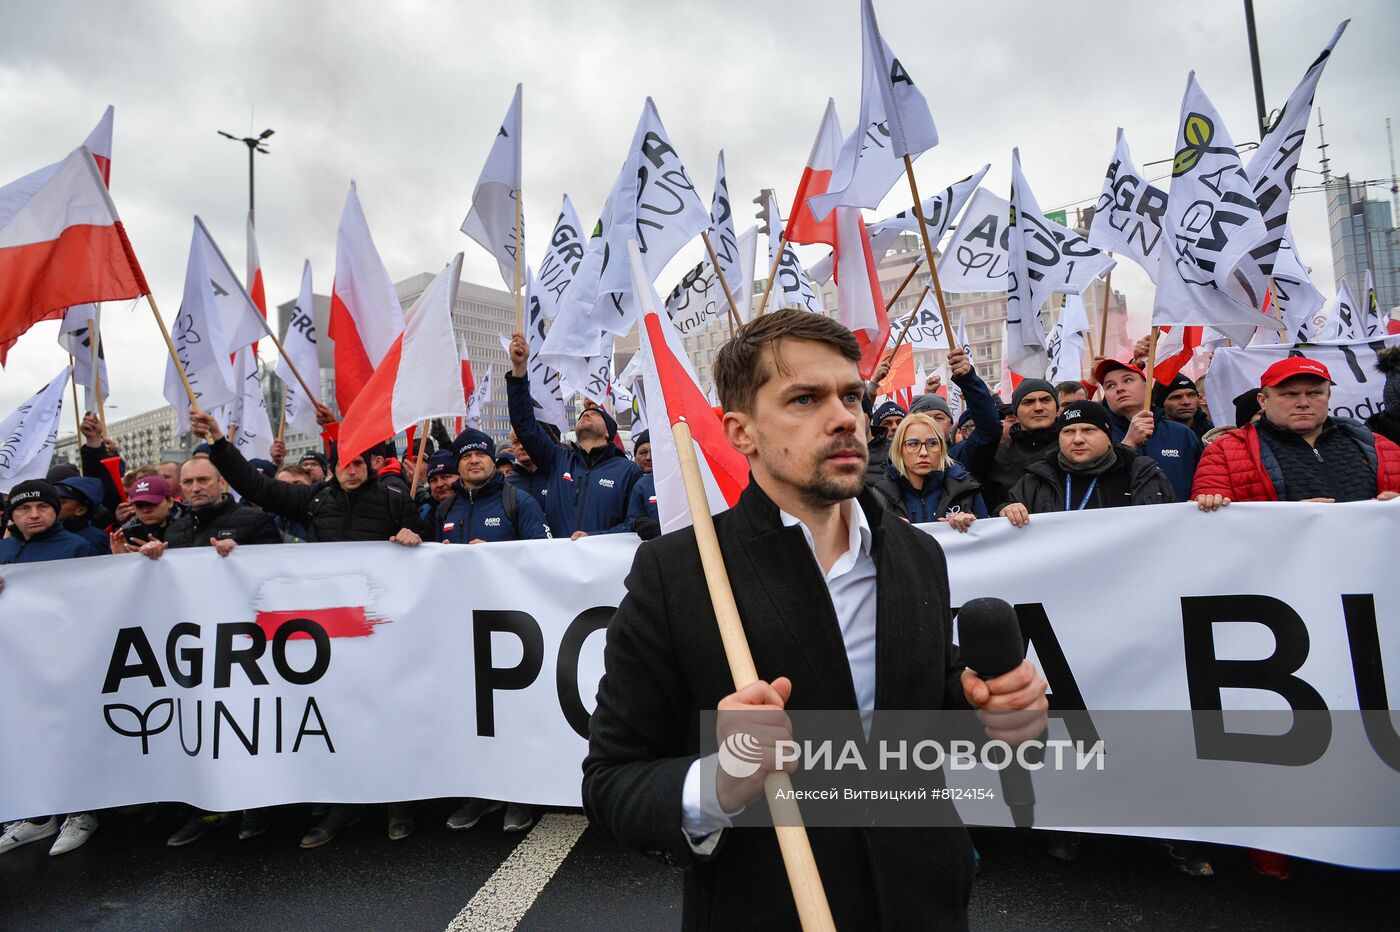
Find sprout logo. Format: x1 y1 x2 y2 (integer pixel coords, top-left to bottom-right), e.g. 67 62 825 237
718 732 765 779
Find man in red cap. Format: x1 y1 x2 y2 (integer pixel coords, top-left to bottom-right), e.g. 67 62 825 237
1193 356 1400 507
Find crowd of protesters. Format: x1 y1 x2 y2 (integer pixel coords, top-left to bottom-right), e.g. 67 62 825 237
2 325 1397 877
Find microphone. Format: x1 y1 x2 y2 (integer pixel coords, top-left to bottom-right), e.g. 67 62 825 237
957 597 1041 828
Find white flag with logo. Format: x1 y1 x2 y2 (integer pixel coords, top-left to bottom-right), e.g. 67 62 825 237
164 220 242 431
534 195 583 322
540 205 616 407
811 164 987 284
57 304 108 413
767 192 823 314
1045 294 1091 384
1152 73 1274 330
1231 21 1348 310
460 84 523 291
226 346 273 462
277 260 323 438
523 270 568 431
0 367 70 492
946 316 971 422
466 364 494 431
1319 278 1364 342
708 150 743 307
807 0 938 220
1089 129 1167 282
1361 268 1384 338
586 98 710 335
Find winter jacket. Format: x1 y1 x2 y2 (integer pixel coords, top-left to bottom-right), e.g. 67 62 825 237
1106 408 1202 501
0 521 98 564
60 516 111 555
1366 409 1400 448
1175 408 1215 440
870 461 989 523
377 460 411 498
948 368 1007 475
1008 446 1176 513
433 473 551 543
507 373 641 536
164 494 283 549
980 425 1059 514
1191 418 1400 502
627 473 659 524
505 463 551 510
120 515 171 544
209 438 428 542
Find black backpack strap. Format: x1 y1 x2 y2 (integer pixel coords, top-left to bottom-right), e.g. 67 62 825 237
502 482 519 534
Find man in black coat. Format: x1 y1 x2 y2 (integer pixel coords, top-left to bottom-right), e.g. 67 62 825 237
117 455 283 560
190 412 428 546
582 310 1047 930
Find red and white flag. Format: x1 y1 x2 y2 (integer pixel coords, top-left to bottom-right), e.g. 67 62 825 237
786 100 888 377
330 182 405 413
1152 325 1204 385
337 255 466 466
630 240 749 533
84 106 114 186
0 147 147 366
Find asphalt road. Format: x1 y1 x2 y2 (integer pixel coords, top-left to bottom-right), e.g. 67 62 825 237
1 804 1395 930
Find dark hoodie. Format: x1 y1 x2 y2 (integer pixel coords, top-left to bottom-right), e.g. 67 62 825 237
870 461 989 523
507 373 641 536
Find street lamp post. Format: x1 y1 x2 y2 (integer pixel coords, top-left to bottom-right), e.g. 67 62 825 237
217 127 274 221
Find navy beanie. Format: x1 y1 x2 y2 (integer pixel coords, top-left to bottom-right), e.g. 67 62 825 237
248 458 277 479
426 450 455 479
872 401 907 425
632 429 651 451
453 427 496 460
7 479 61 516
594 407 619 442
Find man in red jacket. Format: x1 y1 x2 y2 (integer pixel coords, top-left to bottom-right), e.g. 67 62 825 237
1192 357 1400 509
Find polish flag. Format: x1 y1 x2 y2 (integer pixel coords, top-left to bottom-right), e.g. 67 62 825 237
1152 325 1203 384
84 106 114 186
0 147 147 366
329 182 405 413
630 239 749 533
337 254 467 467
785 100 889 378
455 333 476 433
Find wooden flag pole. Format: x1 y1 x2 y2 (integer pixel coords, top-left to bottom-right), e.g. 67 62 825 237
1097 263 1114 361
1141 326 1160 413
146 293 202 415
888 285 933 359
885 255 923 314
755 232 787 318
407 419 430 499
671 419 836 932
89 316 108 436
902 155 956 350
701 230 745 333
67 355 83 442
513 191 524 333
277 386 288 442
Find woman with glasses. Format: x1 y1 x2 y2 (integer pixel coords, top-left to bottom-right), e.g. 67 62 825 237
871 412 988 532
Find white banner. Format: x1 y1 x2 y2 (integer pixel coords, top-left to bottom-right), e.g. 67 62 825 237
1204 334 1400 427
2 504 1397 869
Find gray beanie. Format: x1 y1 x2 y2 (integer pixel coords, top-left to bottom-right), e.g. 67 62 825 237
1011 378 1057 412
909 393 951 419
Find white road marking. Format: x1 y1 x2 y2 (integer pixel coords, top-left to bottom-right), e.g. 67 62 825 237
445 812 588 932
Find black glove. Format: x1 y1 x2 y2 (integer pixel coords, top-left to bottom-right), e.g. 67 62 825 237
431 418 455 451
633 517 661 541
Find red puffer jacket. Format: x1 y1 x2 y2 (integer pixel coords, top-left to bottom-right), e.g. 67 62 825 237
1191 420 1400 501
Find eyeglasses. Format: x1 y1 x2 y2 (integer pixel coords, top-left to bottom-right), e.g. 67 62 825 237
901 438 942 452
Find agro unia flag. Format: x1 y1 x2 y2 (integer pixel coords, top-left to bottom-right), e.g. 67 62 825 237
1088 129 1167 282
1045 294 1091 384
57 304 108 414
708 150 743 308
1231 21 1348 310
225 346 274 462
277 261 324 438
807 0 938 221
466 364 494 431
811 165 988 284
523 270 568 431
945 316 971 424
0 367 70 493
1362 268 1385 338
534 195 584 322
630 240 749 533
540 207 616 408
1319 278 1364 342
766 192 824 315
1270 231 1327 344
1152 73 1275 332
585 98 710 336
336 255 467 465
460 84 524 291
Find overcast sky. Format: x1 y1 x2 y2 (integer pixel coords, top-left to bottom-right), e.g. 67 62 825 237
2 0 1397 423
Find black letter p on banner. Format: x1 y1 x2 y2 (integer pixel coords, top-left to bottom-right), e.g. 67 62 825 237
472 610 544 737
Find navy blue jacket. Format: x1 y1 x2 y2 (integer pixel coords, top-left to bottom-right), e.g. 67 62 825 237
0 521 99 564
948 369 1004 474
505 463 551 511
63 516 111 555
1107 408 1203 502
507 373 641 536
434 473 551 543
870 461 989 524
626 473 659 526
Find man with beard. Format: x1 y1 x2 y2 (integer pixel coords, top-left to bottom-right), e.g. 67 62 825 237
1152 373 1214 439
583 309 1047 929
506 335 641 539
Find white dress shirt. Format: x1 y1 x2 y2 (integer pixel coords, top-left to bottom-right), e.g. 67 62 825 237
680 499 878 848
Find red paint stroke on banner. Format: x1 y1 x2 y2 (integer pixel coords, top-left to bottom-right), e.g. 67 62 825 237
254 607 388 640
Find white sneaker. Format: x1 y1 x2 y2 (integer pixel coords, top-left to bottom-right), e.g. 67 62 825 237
49 813 99 856
0 817 59 854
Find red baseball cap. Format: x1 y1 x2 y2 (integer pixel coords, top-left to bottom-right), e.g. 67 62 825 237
128 475 174 504
1092 358 1145 383
1259 357 1335 388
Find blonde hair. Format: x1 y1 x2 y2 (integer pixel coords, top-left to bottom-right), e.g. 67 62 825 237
890 412 953 477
